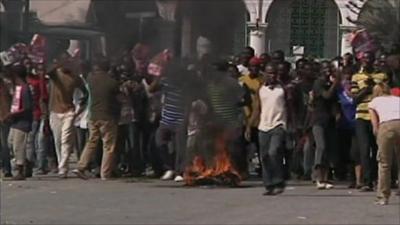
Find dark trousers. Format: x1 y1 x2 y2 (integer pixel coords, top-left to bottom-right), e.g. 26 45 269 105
143 122 163 175
117 122 160 174
244 127 261 174
259 126 286 188
336 128 354 179
0 123 11 173
303 132 315 177
223 126 245 174
75 128 88 160
155 123 187 174
312 122 336 169
129 122 146 173
116 124 131 172
355 119 378 186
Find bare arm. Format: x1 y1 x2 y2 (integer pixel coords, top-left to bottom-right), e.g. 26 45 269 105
321 84 337 99
148 77 161 93
369 108 380 136
353 87 372 104
245 88 261 141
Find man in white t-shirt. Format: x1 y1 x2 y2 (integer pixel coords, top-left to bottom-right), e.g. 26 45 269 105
245 63 291 196
368 83 400 205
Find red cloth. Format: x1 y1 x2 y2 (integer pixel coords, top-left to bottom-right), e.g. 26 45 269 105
29 34 47 65
27 76 48 120
350 29 378 60
391 87 400 97
147 49 173 76
249 57 262 66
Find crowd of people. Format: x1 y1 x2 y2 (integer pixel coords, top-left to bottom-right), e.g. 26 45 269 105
1 42 400 205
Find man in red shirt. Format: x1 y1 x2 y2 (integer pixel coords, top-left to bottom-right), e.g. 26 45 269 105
26 63 49 175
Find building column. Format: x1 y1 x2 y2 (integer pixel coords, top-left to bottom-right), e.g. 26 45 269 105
247 22 267 56
180 15 192 58
340 25 357 56
243 0 273 56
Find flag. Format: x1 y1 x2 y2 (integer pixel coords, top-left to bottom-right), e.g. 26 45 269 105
28 34 47 64
147 49 173 77
0 43 28 66
350 29 379 60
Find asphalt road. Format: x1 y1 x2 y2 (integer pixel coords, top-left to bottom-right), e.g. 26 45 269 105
1 175 399 225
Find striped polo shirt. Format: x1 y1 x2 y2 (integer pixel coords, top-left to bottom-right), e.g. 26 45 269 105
351 71 387 120
160 78 186 126
207 78 243 127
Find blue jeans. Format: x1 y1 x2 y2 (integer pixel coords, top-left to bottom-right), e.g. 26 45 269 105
259 126 286 188
303 133 315 177
26 120 48 170
312 121 337 170
0 123 11 173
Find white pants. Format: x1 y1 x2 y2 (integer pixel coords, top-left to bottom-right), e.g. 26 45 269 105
50 111 75 174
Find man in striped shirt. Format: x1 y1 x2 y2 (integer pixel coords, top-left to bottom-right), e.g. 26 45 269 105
206 61 245 175
351 51 388 191
150 60 194 181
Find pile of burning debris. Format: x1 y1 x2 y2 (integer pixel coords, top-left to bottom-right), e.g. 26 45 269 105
184 134 241 187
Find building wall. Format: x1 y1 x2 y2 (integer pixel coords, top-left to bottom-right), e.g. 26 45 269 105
264 0 292 55
264 0 340 58
24 0 368 57
244 0 366 56
324 0 341 58
30 0 90 24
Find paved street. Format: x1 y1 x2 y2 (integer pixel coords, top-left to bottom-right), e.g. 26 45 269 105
1 175 399 225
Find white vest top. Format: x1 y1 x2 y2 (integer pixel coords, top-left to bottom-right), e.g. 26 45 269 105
258 85 287 132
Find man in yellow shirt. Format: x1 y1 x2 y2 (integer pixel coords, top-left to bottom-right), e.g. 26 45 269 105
239 57 264 176
351 51 388 192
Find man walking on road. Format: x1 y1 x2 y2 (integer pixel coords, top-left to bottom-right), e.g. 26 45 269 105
246 63 290 195
48 53 87 178
73 58 120 180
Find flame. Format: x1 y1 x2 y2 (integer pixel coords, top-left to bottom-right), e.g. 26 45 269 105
184 133 241 186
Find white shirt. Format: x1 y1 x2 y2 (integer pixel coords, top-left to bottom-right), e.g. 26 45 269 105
237 64 250 76
369 95 400 123
258 85 287 132
73 75 89 129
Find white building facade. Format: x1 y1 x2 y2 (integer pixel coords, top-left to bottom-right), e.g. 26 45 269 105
243 0 366 57
14 0 372 58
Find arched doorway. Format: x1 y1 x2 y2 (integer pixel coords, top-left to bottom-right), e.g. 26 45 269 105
265 0 341 58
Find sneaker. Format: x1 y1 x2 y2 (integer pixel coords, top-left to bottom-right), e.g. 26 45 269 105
13 166 25 181
174 175 184 182
51 168 59 174
58 172 68 179
325 182 334 189
263 187 275 196
348 182 356 189
72 169 88 180
356 184 363 189
374 198 388 206
35 169 49 176
316 181 326 190
161 170 175 180
360 185 373 192
12 173 26 181
3 172 12 178
273 187 285 195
